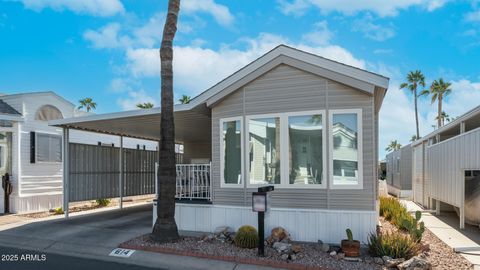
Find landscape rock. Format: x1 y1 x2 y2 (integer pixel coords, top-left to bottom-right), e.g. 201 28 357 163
290 254 297 261
364 256 373 264
329 251 337 256
397 256 432 270
214 226 231 235
281 253 289 261
343 257 362 262
382 256 393 264
329 245 341 253
374 257 384 265
272 242 292 254
320 243 330 253
385 258 405 268
266 227 291 245
291 244 302 254
336 252 345 260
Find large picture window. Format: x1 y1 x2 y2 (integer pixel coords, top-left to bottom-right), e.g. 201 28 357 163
36 133 62 163
329 109 362 189
247 116 281 185
220 118 243 186
288 113 325 186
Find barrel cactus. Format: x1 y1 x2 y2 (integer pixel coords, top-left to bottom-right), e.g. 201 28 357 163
234 225 259 248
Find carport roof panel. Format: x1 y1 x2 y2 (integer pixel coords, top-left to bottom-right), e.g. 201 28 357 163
50 104 211 142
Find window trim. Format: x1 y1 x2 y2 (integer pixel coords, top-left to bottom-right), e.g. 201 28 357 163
245 110 326 189
220 117 244 188
328 109 363 189
35 131 63 164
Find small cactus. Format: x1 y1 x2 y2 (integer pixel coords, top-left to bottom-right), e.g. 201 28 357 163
234 225 259 248
346 228 354 242
402 210 425 242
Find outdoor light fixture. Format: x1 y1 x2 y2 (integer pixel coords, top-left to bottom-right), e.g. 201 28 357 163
252 185 274 257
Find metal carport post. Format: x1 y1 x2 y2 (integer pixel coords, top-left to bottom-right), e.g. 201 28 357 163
63 128 70 218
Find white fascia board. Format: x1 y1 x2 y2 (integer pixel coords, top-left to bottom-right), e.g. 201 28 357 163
0 114 24 122
49 104 191 127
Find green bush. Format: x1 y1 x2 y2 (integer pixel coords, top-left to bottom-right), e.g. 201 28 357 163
379 196 425 241
96 198 111 207
368 232 420 259
234 225 259 249
54 207 64 215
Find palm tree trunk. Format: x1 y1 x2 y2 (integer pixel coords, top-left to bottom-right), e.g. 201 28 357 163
437 95 442 128
151 0 180 242
414 88 419 138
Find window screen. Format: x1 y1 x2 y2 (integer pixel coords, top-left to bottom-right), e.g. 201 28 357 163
36 133 62 162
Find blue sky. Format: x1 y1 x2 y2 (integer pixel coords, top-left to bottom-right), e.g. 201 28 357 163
1 0 480 158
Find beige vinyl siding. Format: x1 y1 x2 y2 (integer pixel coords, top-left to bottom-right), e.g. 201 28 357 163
212 64 376 211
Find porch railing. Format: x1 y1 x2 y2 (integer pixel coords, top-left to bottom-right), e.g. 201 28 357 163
155 163 212 201
175 163 211 201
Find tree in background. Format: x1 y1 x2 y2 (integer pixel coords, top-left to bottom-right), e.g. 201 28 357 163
400 70 427 139
386 140 402 152
137 102 154 109
178 95 191 104
410 135 419 142
429 78 452 129
78 98 97 112
435 111 451 127
151 0 180 242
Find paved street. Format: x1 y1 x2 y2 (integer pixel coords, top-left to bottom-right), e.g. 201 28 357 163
0 246 162 270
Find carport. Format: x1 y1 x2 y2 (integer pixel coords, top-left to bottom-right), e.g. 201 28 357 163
49 104 212 218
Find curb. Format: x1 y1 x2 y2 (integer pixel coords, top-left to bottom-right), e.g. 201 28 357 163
119 243 329 270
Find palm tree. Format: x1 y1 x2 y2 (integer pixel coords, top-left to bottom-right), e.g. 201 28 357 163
435 111 451 126
429 78 452 128
78 98 97 112
410 135 419 142
400 70 426 139
151 0 180 242
178 95 191 104
386 140 402 152
137 102 154 109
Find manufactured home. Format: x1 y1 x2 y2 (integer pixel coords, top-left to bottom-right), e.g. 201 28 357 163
385 144 412 198
412 105 480 229
51 45 389 243
0 91 158 214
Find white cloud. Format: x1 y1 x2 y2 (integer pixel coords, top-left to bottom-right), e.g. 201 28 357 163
301 20 333 46
15 0 124 17
117 89 157 111
125 33 366 96
352 15 395 41
278 0 449 17
182 0 234 27
83 23 131 49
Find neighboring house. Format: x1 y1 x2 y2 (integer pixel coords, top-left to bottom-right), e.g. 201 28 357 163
411 105 480 229
52 45 390 243
385 144 412 198
0 91 157 214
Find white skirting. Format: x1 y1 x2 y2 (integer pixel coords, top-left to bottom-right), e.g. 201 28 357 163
10 194 62 214
387 185 412 199
154 203 378 243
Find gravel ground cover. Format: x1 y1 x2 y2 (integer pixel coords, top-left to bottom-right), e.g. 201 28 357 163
380 217 472 270
121 234 383 270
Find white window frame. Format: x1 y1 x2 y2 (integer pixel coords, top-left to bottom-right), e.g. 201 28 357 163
220 117 244 188
329 109 363 189
35 131 63 164
245 110 326 189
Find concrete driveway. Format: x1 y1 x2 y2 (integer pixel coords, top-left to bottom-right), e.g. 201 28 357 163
0 204 152 250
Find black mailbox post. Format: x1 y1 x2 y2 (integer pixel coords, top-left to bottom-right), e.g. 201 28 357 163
252 185 274 256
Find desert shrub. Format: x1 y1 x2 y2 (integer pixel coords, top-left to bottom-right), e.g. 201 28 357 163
96 198 111 207
368 231 420 259
379 196 413 230
54 207 64 215
234 225 259 249
402 210 425 242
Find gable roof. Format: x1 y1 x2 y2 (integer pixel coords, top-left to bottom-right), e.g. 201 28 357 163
179 44 389 109
0 91 75 107
0 99 21 116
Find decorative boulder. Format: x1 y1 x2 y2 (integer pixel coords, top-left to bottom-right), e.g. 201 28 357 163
397 256 432 270
266 227 291 246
